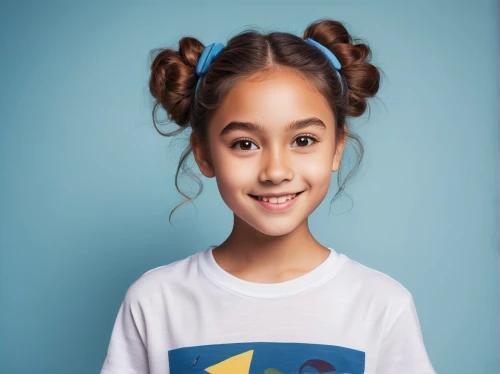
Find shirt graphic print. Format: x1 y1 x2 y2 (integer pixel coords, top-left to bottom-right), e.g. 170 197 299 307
168 341 365 373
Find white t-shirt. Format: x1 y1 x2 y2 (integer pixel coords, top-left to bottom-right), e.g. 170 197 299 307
100 246 435 374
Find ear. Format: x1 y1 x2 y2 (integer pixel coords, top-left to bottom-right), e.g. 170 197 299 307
190 132 215 178
332 126 348 172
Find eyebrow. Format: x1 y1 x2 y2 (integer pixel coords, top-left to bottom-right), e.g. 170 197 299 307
219 117 327 136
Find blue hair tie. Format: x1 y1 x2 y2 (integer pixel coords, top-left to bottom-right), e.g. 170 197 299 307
305 38 341 70
305 37 344 92
195 38 344 95
195 42 225 95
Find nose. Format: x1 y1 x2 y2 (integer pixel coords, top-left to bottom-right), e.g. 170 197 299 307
258 145 295 184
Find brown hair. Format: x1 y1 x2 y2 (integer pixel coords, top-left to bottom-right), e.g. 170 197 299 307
148 19 382 223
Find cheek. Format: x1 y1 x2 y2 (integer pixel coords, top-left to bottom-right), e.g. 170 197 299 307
211 151 255 201
295 153 333 188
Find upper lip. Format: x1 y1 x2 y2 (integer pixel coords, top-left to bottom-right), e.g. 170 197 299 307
250 191 304 197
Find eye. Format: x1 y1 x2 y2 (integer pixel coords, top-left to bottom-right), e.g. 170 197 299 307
292 134 318 147
230 138 259 151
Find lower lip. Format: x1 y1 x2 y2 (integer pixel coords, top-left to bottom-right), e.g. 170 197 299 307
250 192 303 212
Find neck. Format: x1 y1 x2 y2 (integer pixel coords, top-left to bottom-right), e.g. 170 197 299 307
212 213 330 283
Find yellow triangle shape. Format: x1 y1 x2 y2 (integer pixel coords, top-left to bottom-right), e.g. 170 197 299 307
205 350 254 374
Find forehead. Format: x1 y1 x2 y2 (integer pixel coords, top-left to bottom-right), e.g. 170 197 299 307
208 69 335 134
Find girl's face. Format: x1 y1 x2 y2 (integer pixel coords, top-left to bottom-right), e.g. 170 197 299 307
191 69 346 236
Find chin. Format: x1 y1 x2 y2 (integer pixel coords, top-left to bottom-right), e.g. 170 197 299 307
244 217 301 237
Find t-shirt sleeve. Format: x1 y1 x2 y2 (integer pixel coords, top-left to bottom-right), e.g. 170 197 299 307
100 288 150 374
375 294 436 374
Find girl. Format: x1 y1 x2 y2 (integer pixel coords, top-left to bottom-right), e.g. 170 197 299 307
101 19 435 374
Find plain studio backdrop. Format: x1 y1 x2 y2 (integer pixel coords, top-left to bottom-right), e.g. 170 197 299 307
0 0 498 373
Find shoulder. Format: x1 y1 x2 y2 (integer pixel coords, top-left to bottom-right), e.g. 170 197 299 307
337 253 413 305
122 250 202 305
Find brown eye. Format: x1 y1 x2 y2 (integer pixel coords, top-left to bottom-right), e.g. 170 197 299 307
292 135 317 147
230 139 258 151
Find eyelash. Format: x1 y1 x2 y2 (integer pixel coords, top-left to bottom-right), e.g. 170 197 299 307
229 134 319 152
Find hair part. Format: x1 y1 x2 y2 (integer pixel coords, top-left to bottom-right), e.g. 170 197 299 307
148 19 382 224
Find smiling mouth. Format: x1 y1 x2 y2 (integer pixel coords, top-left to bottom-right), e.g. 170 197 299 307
249 191 305 203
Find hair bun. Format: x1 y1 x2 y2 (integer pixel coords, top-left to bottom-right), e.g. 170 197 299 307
148 37 205 135
304 19 381 117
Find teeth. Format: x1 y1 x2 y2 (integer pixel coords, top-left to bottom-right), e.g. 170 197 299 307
257 193 297 203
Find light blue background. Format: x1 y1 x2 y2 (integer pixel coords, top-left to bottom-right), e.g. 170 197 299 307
0 1 498 373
